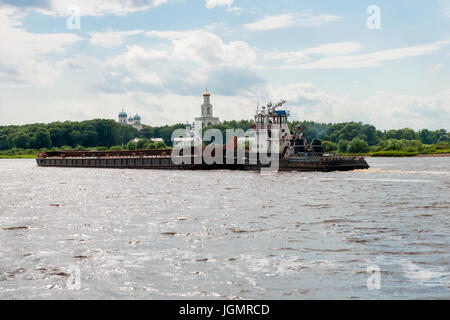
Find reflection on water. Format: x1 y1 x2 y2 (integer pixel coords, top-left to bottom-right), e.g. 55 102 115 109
0 158 449 299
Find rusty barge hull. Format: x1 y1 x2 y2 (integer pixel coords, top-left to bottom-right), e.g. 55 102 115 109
36 149 369 172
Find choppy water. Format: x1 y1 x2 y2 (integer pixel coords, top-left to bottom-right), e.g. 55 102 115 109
0 158 449 299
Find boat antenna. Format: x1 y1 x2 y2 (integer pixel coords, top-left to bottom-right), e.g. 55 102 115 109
272 99 287 110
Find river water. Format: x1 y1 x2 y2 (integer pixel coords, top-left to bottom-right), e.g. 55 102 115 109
0 158 449 299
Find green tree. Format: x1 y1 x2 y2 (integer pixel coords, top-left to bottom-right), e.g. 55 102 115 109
156 141 166 149
386 129 402 140
127 141 137 150
74 144 85 150
136 138 149 149
83 130 98 147
33 128 51 149
14 133 31 149
70 130 83 147
419 129 433 144
348 138 370 153
50 128 65 147
322 141 337 152
139 126 154 139
401 128 416 140
338 139 350 153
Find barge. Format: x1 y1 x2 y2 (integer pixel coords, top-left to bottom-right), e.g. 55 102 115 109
36 100 369 172
36 149 369 171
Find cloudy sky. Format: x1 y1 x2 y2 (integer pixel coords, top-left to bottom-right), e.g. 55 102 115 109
0 0 449 130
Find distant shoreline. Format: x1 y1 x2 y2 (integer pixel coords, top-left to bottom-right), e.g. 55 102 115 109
411 153 450 157
1 152 450 159
344 153 450 158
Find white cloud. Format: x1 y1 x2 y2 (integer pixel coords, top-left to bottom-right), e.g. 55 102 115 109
37 27 450 130
155 84 450 130
360 90 450 130
205 0 233 9
274 41 449 69
205 22 232 36
0 8 83 87
0 5 447 130
94 30 260 95
264 42 362 63
246 82 356 123
89 29 144 47
205 0 241 13
0 0 169 16
4 73 450 130
243 83 450 130
245 12 342 31
245 13 294 31
145 30 258 68
106 45 164 87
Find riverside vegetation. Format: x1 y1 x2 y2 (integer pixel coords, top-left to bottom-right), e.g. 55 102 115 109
0 119 449 158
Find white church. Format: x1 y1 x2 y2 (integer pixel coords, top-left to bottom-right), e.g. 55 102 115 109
118 110 143 131
195 88 220 127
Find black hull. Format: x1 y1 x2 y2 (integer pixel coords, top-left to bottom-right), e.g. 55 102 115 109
36 155 369 172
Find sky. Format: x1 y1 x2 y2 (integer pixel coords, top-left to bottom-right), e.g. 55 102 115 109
0 0 449 130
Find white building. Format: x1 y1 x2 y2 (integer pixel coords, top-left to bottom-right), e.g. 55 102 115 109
118 109 143 131
195 88 220 127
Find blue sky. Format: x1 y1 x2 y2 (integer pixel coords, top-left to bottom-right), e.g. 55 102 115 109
0 0 449 130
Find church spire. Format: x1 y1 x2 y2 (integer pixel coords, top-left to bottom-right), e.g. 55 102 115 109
195 88 220 127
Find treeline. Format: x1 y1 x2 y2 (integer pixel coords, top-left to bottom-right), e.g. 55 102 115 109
206 120 450 154
0 119 177 151
286 121 449 154
0 120 132 150
287 121 449 146
0 119 449 154
0 119 254 151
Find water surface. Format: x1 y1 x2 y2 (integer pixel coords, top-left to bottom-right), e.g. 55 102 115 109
0 158 449 299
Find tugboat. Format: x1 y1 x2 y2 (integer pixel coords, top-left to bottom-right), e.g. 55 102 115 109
36 100 369 172
239 99 370 171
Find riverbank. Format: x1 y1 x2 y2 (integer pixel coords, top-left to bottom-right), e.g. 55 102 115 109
342 151 450 157
2 152 450 159
0 154 37 159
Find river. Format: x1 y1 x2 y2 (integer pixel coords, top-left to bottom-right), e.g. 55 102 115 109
0 158 449 299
